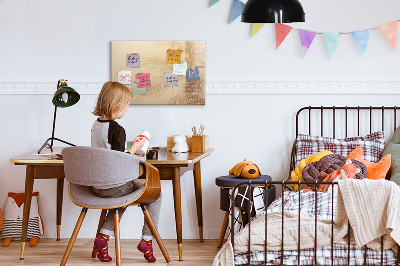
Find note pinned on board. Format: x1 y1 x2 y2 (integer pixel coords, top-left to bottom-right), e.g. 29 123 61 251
135 73 151 88
132 83 147 95
126 53 140 68
186 67 200 82
167 49 183 64
164 73 178 87
173 62 188 76
118 70 132 84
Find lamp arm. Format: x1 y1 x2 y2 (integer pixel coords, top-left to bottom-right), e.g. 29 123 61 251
50 105 57 148
50 79 61 148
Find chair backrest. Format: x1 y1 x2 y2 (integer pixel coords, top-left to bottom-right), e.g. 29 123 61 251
62 146 145 187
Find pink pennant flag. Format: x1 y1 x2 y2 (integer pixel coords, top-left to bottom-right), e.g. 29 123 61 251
275 23 293 49
378 21 398 50
298 29 318 58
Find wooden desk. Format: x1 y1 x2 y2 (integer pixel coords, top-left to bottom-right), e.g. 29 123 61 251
146 148 213 260
9 148 64 259
10 147 213 261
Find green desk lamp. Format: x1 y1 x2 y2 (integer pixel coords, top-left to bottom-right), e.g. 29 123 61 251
38 79 80 154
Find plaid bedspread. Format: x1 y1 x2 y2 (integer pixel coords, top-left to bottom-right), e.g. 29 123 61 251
234 191 397 265
234 244 397 265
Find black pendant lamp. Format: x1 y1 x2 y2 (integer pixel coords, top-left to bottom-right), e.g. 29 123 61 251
242 0 305 23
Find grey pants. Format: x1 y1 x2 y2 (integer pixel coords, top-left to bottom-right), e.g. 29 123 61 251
92 180 162 240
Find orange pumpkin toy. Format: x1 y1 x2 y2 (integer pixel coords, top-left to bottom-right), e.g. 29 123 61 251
229 159 261 179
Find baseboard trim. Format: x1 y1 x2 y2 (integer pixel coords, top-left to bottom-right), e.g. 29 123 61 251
1 81 399 95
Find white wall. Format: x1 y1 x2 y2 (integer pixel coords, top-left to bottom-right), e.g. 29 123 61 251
1 0 400 240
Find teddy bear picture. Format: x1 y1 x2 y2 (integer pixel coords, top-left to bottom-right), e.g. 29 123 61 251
1 192 44 247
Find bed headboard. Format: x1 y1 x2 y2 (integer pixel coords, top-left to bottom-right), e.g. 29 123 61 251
290 106 400 179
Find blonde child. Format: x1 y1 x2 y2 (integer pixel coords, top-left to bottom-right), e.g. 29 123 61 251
91 81 161 263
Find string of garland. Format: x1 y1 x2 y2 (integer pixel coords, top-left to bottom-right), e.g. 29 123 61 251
210 0 399 58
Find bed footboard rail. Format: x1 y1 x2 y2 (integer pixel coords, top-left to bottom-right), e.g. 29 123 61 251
230 180 400 266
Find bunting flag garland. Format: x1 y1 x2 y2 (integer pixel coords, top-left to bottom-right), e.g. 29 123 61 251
229 0 245 24
378 21 398 50
209 0 220 8
275 23 293 49
323 33 341 58
351 29 370 55
207 6 400 57
298 30 317 58
251 23 266 38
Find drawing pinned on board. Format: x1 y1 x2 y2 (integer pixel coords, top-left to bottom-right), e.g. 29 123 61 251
164 73 178 87
173 62 188 76
118 70 132 84
186 67 200 82
126 53 140 67
132 83 147 95
136 73 151 88
167 49 183 64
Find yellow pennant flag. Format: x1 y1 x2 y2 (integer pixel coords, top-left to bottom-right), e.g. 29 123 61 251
251 23 266 38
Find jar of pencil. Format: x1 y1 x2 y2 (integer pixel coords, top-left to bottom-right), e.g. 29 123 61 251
191 124 209 153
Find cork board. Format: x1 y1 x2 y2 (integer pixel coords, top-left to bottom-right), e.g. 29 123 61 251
111 41 205 105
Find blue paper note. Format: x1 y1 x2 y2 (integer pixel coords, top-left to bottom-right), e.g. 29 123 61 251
186 67 200 82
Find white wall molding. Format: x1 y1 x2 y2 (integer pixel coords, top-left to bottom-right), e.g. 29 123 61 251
1 81 400 95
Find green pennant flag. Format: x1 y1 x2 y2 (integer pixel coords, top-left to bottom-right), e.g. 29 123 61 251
323 33 341 58
209 0 220 7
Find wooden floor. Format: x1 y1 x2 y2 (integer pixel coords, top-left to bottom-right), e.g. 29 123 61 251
0 239 221 265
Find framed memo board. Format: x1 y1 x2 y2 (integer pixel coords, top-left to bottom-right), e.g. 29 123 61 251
111 41 205 105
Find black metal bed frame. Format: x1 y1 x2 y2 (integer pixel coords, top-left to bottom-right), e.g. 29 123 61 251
230 106 400 266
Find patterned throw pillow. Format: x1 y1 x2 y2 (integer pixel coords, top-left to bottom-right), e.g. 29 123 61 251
294 131 385 166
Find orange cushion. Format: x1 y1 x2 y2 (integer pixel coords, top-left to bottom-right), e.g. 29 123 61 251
347 146 391 180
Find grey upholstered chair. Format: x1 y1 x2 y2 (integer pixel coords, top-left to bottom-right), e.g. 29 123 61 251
60 146 171 265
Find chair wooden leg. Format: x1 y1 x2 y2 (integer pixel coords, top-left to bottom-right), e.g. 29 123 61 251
114 210 121 266
141 205 171 263
60 208 88 266
91 209 108 258
217 211 230 248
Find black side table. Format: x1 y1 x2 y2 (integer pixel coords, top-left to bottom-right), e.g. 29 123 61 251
215 175 275 248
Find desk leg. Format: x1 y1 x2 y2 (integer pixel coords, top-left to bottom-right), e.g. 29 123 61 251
20 165 35 259
172 167 183 261
193 161 203 242
56 178 64 241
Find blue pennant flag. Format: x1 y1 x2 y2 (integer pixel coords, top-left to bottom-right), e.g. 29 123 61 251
351 29 371 55
229 0 245 23
323 33 341 58
209 0 220 7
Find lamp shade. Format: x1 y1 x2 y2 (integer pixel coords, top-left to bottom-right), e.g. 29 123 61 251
241 0 305 23
52 84 80 108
